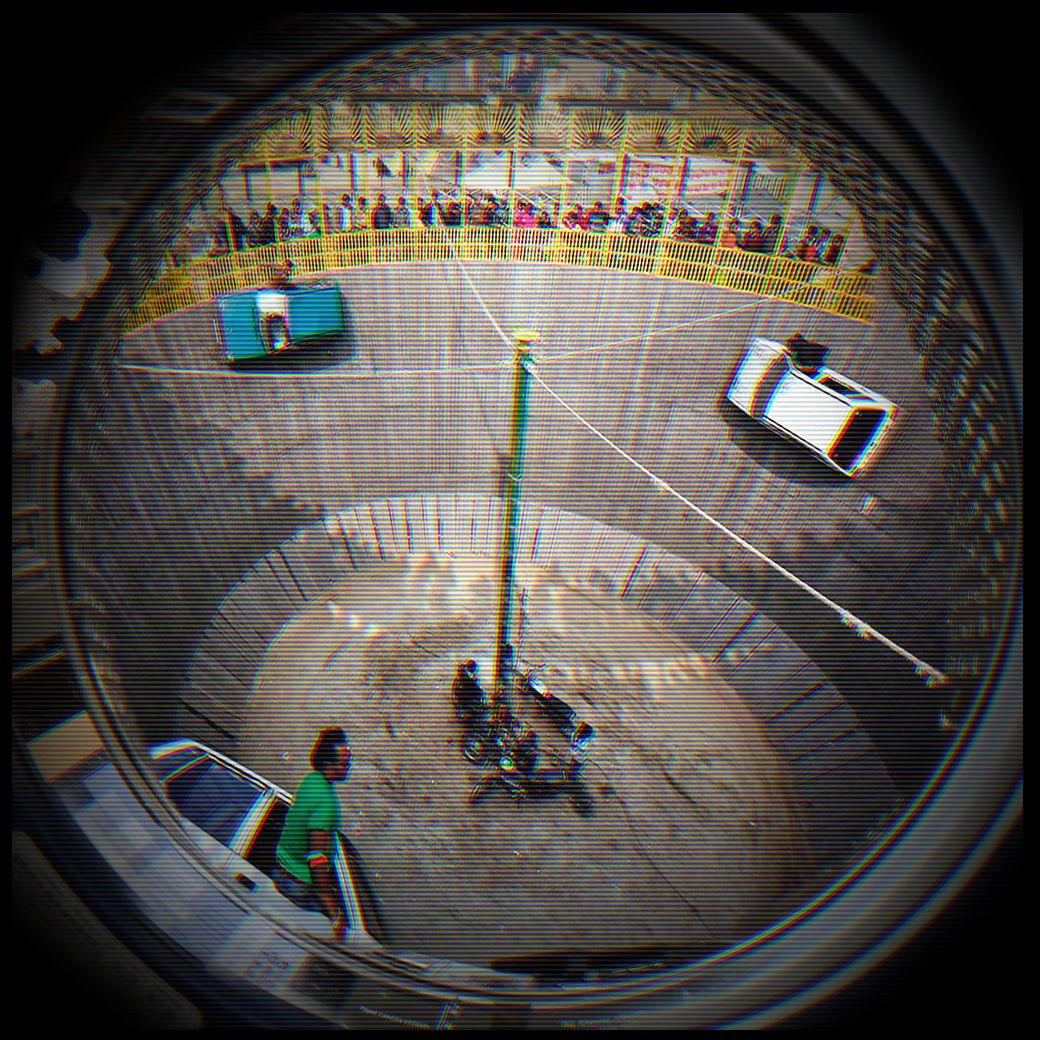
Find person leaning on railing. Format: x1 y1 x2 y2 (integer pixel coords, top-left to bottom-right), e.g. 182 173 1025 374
649 203 665 237
637 203 663 238
585 200 609 232
444 200 463 227
303 209 322 237
245 210 263 248
760 213 782 255
224 207 247 252
815 227 833 261
741 219 765 253
478 195 496 226
822 231 845 265
606 196 623 231
208 220 230 258
719 217 741 250
393 197 412 228
670 215 688 240
796 225 820 262
372 194 394 230
338 194 354 233
664 205 684 237
561 203 585 230
259 203 278 244
624 204 646 235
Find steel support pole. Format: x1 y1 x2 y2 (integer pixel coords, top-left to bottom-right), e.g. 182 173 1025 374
491 331 539 721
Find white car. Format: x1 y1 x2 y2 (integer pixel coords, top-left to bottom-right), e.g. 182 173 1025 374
28 720 540 1019
29 717 704 1014
725 335 899 476
150 739 388 951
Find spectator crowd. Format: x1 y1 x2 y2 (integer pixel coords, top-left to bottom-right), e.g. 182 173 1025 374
193 190 844 268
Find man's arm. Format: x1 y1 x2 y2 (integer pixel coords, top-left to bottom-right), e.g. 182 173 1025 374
307 830 345 941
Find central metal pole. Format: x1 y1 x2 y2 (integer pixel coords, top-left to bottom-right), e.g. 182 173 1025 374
491 330 539 723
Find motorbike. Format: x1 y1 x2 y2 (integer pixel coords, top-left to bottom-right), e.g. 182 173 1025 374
451 659 595 815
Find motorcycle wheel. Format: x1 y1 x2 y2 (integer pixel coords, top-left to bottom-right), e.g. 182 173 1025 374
462 733 489 766
568 786 595 818
468 779 495 805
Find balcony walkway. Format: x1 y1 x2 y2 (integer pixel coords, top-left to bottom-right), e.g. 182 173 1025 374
125 228 877 332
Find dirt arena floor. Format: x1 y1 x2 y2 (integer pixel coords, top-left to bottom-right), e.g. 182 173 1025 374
236 552 814 967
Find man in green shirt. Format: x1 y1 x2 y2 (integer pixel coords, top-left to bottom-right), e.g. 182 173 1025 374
274 727 352 941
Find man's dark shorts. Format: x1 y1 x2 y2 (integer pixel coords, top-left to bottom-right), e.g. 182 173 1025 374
273 864 322 913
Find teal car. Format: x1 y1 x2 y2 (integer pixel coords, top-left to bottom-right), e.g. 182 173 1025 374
217 283 344 363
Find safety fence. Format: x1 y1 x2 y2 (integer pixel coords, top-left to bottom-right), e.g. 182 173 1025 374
123 227 877 330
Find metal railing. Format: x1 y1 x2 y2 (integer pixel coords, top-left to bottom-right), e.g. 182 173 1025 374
124 227 877 330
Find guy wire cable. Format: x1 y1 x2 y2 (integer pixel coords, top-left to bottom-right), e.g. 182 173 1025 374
411 162 516 456
426 192 947 687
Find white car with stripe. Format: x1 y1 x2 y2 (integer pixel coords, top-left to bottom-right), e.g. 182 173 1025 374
726 335 899 476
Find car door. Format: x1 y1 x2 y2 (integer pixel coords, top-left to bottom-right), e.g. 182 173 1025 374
726 338 786 415
230 779 375 948
331 833 378 949
284 285 344 343
217 292 265 361
763 373 851 464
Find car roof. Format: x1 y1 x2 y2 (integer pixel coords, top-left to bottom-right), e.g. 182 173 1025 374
767 375 859 448
806 365 894 409
746 337 894 407
151 738 293 802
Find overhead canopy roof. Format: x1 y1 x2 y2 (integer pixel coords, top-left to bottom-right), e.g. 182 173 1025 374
461 153 579 190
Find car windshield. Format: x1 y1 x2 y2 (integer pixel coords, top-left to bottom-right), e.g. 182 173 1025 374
818 375 856 395
154 745 208 776
162 755 265 846
829 408 886 471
